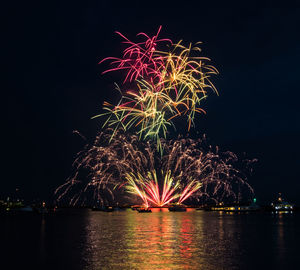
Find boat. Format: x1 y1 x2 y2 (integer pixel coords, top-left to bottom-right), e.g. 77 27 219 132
91 207 102 211
103 206 114 212
113 203 126 211
36 202 48 214
91 206 114 212
271 193 294 211
137 207 152 213
114 207 126 211
168 204 187 212
131 205 141 211
36 207 48 214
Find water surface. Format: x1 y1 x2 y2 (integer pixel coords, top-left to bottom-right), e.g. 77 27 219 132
1 209 299 269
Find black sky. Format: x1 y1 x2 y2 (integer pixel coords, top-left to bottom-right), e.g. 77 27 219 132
3 2 300 204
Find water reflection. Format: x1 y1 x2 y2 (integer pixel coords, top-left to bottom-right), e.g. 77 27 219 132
272 211 295 267
1 210 298 269
39 217 46 262
83 209 247 270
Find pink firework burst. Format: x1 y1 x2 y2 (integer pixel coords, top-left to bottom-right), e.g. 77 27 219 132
100 26 172 84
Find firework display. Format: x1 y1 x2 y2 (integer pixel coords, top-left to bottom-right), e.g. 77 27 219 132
56 28 255 207
94 27 218 150
55 131 255 206
125 170 202 208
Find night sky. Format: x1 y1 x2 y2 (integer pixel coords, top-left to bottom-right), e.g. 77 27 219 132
3 2 300 204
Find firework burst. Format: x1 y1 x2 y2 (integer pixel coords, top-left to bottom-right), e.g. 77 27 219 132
95 27 218 149
100 26 172 83
55 130 256 207
56 28 256 207
124 170 201 207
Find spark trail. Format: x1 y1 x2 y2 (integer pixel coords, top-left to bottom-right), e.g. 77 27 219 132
55 130 256 207
94 27 218 150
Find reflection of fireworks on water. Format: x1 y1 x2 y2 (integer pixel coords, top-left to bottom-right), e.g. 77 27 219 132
55 130 256 206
